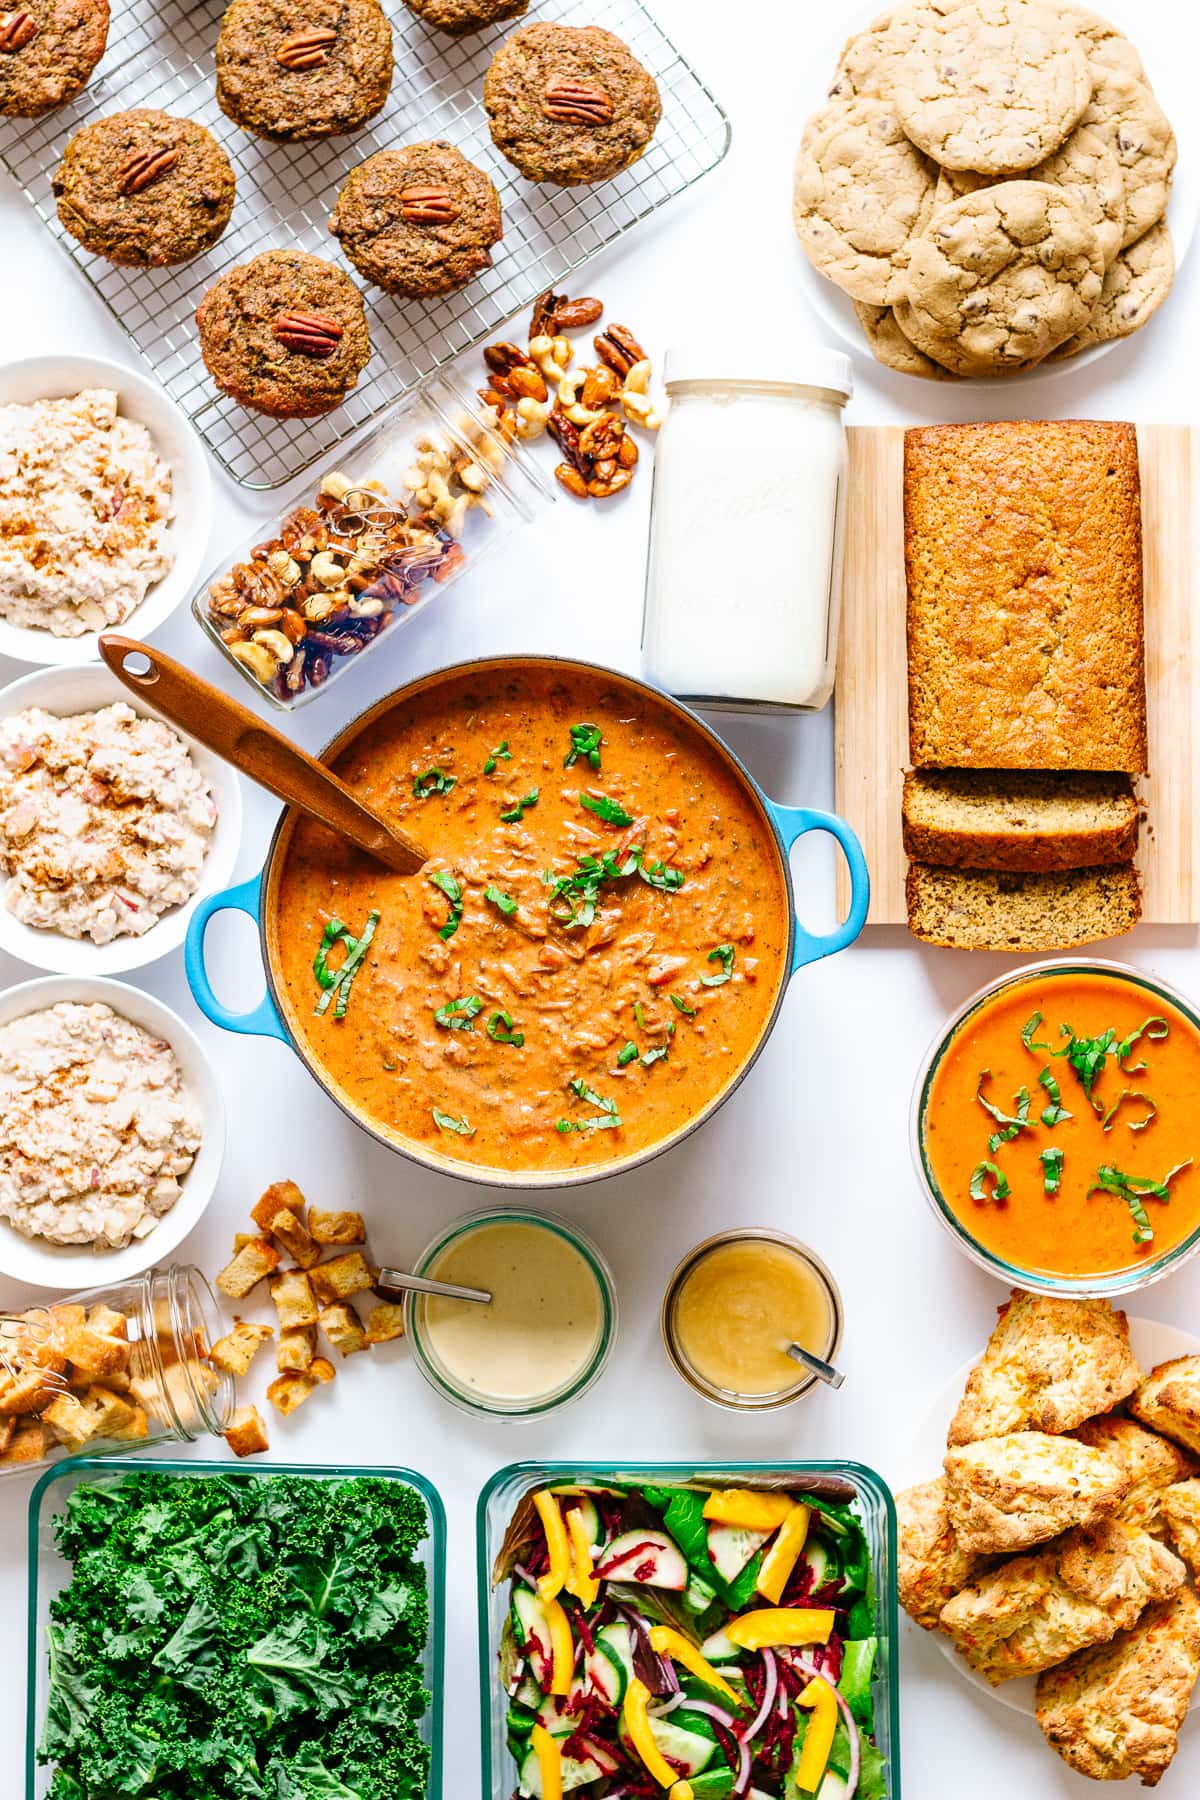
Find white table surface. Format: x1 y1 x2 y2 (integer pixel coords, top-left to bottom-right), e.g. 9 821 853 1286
2 0 1199 1794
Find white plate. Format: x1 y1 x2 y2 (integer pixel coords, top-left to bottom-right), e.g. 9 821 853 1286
794 0 1198 384
0 664 241 975
0 973 225 1288
0 354 210 664
905 1314 1200 1716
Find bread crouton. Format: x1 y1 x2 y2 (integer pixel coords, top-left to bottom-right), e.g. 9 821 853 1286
47 1303 86 1333
310 1252 374 1304
310 1358 335 1385
210 1321 275 1378
309 1208 366 1246
320 1304 367 1357
268 1209 321 1270
112 1405 148 1442
252 1180 307 1233
225 1405 270 1457
0 1367 60 1416
0 1420 52 1464
217 1238 281 1300
364 1303 405 1347
0 1418 13 1455
277 1325 317 1373
62 1323 130 1380
270 1268 318 1329
84 1387 139 1439
266 1372 318 1416
86 1303 128 1341
43 1391 99 1452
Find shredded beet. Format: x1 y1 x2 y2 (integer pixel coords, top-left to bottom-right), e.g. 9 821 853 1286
710 1717 741 1772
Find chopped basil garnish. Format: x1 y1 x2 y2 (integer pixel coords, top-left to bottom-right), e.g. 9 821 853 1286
641 1044 669 1069
413 767 456 799
633 1001 647 1030
579 792 634 827
1060 1026 1118 1111
500 790 539 823
1040 1147 1064 1195
1087 1161 1193 1246
313 917 352 991
433 995 482 1031
1101 1090 1158 1134
484 741 511 775
1038 1068 1072 1128
556 1077 622 1133
564 723 602 771
313 910 379 1019
487 1010 524 1047
484 885 518 917
428 868 463 941
432 1108 474 1137
542 845 684 930
1021 1011 1054 1054
970 1160 1010 1203
616 1042 638 1067
639 858 685 893
701 944 735 987
669 994 696 1016
1116 1016 1169 1074
976 1071 1032 1153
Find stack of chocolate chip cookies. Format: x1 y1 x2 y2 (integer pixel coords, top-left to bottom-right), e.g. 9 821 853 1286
793 0 1177 377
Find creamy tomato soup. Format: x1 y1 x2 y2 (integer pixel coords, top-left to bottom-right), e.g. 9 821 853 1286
271 668 791 1176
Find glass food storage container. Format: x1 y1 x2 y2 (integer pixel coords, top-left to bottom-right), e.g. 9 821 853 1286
0 1265 234 1479
477 1460 901 1800
191 372 553 710
26 1457 446 1799
642 347 852 713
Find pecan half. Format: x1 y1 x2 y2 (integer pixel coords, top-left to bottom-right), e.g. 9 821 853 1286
273 310 345 357
398 183 459 224
542 79 614 125
0 9 35 51
276 26 338 69
546 408 587 477
594 323 647 378
530 288 605 337
118 146 180 195
579 413 625 463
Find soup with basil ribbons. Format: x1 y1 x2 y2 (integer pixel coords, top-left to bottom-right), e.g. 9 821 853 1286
272 669 791 1173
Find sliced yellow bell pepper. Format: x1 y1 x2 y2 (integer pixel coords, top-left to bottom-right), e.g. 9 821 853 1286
648 1626 744 1709
542 1593 575 1696
702 1488 796 1532
724 1608 835 1650
795 1676 839 1793
534 1489 571 1604
624 1678 680 1788
756 1503 811 1605
530 1724 563 1800
566 1505 599 1608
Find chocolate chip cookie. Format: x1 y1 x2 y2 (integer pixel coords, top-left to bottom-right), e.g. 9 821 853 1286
483 22 661 186
793 96 938 306
196 250 371 418
403 0 526 36
216 0 393 143
0 0 108 118
854 301 952 377
329 141 501 297
894 0 1092 173
54 110 235 267
828 1 951 101
898 180 1104 373
1054 218 1174 355
933 119 1125 269
1082 65 1176 246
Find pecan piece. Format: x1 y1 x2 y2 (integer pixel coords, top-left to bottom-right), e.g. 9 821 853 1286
546 408 587 477
483 341 533 378
118 146 180 195
0 8 36 50
273 310 344 357
578 412 625 463
530 289 603 337
594 323 647 378
542 79 614 125
398 183 459 224
276 26 338 69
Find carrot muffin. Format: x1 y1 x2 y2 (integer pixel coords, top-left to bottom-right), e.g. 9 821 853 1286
403 0 526 35
196 250 371 419
54 110 235 267
483 22 661 186
0 0 109 118
215 0 393 142
330 142 501 298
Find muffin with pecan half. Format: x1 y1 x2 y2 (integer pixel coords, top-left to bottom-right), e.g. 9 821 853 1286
216 0 393 142
483 22 661 186
0 0 109 118
330 141 502 298
403 0 526 35
54 109 235 266
196 250 371 419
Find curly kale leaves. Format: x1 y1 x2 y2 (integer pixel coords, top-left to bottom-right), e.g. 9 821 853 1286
41 1472 431 1800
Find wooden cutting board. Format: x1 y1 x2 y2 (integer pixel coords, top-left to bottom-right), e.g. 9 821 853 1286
834 424 1198 927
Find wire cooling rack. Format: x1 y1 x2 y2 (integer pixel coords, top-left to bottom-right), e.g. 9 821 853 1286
0 0 729 490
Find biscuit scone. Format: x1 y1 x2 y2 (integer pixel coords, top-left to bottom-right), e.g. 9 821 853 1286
1131 1357 1200 1456
1035 1586 1200 1784
1160 1481 1200 1577
939 1518 1184 1682
944 1430 1129 1556
948 1292 1144 1447
897 1477 990 1628
1073 1415 1196 1532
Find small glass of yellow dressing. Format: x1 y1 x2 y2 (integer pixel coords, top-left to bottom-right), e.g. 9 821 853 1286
661 1229 843 1411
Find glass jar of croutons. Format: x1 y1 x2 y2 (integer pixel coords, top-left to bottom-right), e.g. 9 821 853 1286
0 1265 234 1478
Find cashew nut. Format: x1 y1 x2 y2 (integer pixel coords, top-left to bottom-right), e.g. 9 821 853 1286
348 595 385 618
621 389 663 430
266 549 301 587
319 470 352 501
515 397 550 440
622 358 652 395
252 629 295 665
232 641 278 683
530 333 571 387
308 550 345 588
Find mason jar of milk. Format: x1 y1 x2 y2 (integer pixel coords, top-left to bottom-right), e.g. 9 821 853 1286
641 348 852 712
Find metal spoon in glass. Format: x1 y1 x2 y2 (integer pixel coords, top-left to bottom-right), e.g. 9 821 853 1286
376 1266 491 1305
784 1342 845 1390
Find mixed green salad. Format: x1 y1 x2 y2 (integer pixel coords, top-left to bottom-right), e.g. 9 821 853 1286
38 1470 432 1799
495 1481 887 1800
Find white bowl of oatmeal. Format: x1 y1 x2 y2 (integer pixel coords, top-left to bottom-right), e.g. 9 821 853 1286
0 974 224 1287
0 354 210 666
0 664 242 974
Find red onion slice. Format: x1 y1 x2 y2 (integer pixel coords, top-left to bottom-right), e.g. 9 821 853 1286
742 1648 778 1745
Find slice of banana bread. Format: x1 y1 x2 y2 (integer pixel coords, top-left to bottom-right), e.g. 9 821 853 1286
906 863 1142 951
902 770 1139 872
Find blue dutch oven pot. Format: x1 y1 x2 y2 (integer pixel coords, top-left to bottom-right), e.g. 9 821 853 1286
186 655 869 1186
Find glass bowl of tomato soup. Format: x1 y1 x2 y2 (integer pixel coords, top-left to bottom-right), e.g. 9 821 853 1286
913 960 1200 1297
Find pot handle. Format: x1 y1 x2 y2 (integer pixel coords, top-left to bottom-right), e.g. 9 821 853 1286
185 871 288 1042
765 803 871 973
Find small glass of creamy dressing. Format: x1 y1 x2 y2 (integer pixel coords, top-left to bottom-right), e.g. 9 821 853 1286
661 1229 843 1411
406 1209 617 1418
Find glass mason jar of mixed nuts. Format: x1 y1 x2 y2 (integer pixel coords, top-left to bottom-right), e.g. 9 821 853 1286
0 1265 235 1478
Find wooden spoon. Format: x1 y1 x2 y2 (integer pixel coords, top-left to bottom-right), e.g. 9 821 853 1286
99 635 428 876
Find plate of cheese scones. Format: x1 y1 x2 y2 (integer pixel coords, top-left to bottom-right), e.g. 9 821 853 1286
795 0 1191 378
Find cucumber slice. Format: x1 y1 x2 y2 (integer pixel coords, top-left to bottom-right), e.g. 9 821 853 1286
595 1529 688 1590
619 1713 716 1777
707 1522 769 1585
684 1569 719 1614
534 1682 588 1733
700 1627 738 1661
560 1494 603 1547
511 1588 554 1689
804 1539 831 1589
688 1769 737 1800
585 1621 633 1705
514 1672 543 1710
518 1741 609 1797
817 1774 850 1800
